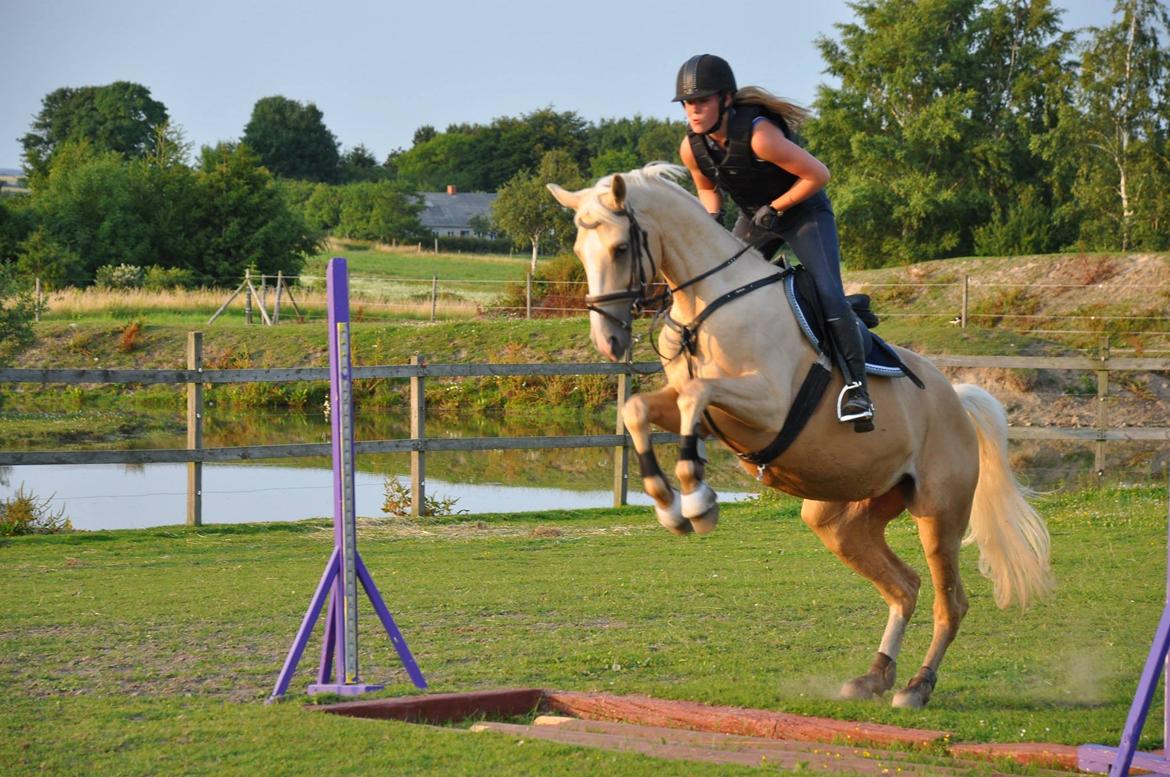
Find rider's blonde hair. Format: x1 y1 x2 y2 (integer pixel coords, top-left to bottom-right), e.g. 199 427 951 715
733 86 811 131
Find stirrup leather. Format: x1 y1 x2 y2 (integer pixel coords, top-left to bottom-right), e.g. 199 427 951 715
836 381 874 423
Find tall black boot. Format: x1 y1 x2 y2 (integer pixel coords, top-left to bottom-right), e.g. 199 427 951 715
827 316 875 431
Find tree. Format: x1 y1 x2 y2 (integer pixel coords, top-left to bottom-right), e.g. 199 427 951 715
242 96 340 182
335 182 427 243
1061 0 1170 249
340 144 388 183
805 0 1073 265
20 81 169 180
192 143 318 283
0 263 38 362
494 149 584 272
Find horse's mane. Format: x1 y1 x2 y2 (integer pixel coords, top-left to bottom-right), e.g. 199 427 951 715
581 163 710 227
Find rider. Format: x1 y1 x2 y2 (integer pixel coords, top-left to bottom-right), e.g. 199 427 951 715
674 53 874 428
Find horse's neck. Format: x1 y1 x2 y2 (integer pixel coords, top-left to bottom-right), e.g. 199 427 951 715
657 217 782 321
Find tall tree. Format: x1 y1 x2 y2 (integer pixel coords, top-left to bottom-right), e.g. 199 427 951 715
806 0 1072 265
1064 0 1170 249
20 81 169 180
495 150 584 272
242 96 340 182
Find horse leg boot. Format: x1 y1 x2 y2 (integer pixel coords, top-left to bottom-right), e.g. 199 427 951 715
677 433 718 534
828 316 875 432
621 388 690 535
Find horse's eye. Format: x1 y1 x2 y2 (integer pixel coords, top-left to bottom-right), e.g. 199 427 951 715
613 243 629 257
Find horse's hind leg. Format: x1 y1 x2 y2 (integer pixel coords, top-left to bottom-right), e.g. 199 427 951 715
622 387 689 535
800 489 919 701
891 509 970 709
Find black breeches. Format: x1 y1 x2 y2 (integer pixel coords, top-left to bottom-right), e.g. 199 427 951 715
732 193 852 322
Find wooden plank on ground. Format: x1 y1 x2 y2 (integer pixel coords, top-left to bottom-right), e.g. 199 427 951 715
543 690 948 748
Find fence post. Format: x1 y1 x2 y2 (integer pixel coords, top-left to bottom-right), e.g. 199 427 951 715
1096 336 1109 481
273 271 283 325
260 274 267 316
411 354 426 517
613 367 631 507
961 274 969 329
187 331 203 526
244 269 253 325
434 238 439 254
526 272 532 320
430 275 438 322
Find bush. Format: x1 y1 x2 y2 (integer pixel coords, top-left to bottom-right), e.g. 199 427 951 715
143 265 197 290
381 477 465 519
94 263 144 289
0 263 38 361
0 484 72 536
433 235 512 254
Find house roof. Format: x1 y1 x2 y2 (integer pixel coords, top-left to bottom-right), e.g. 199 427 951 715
418 191 496 228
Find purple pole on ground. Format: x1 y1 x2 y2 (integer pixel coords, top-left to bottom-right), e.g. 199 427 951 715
1077 468 1170 776
268 257 427 701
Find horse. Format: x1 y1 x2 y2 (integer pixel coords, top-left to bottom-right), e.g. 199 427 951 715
546 164 1053 709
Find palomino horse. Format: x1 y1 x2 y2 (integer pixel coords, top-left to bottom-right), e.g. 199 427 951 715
547 164 1053 709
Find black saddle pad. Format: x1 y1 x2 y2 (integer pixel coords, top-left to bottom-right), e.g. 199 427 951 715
784 269 909 379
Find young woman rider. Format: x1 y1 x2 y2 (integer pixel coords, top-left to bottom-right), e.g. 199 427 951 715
675 53 874 428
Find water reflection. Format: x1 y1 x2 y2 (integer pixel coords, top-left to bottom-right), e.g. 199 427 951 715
1 407 1165 532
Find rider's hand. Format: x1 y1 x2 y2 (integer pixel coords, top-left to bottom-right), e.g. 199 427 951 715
751 204 781 232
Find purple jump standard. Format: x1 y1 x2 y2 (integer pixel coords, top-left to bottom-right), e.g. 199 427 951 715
1077 471 1170 776
268 257 427 702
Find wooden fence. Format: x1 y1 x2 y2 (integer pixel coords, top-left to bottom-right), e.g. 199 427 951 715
1 333 1167 526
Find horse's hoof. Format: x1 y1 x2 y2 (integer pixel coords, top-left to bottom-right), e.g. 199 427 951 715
681 482 717 519
891 667 936 709
688 504 719 534
655 493 692 536
838 654 896 700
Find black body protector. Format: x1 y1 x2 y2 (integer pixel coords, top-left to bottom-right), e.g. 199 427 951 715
687 104 798 217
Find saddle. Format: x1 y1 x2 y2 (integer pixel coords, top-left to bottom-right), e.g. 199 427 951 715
785 266 923 385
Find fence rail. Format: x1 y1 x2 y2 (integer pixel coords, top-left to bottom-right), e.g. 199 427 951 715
2 340 1168 524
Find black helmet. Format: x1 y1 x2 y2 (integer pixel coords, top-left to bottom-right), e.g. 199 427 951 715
672 54 737 102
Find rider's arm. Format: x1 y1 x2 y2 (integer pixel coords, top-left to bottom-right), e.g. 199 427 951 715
749 120 830 212
679 137 723 216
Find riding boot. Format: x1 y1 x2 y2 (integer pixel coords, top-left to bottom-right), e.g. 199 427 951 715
827 316 875 431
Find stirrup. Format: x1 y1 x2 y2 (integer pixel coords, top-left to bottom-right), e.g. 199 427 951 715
836 381 874 423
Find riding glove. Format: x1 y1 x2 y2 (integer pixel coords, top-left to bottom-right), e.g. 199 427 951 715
752 205 782 232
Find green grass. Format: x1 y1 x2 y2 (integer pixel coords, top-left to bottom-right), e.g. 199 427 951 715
303 243 530 283
1 486 1165 774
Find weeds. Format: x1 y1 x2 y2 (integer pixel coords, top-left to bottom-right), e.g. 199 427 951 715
0 484 72 536
118 320 143 353
381 477 466 518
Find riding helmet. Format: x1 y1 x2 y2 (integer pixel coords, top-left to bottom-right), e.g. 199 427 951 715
672 54 737 102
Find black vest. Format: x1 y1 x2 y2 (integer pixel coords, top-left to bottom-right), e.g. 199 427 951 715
688 104 800 215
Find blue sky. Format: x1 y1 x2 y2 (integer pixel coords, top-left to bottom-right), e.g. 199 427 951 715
2 0 1117 171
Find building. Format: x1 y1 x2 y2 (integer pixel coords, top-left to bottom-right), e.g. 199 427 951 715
417 186 497 237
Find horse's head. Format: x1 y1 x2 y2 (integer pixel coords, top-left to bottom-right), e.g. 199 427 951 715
547 173 654 362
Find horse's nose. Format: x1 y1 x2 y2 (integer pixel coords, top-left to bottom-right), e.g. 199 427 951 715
608 335 624 361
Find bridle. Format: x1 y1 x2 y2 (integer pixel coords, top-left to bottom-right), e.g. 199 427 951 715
579 204 777 356
580 206 667 330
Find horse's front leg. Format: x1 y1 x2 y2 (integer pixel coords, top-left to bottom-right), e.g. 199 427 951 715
621 387 689 535
675 374 774 534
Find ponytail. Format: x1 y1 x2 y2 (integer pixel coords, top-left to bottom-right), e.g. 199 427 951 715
733 86 811 131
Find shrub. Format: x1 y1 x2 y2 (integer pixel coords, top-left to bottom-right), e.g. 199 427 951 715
94 263 144 289
118 319 143 353
143 265 196 290
0 263 37 361
381 477 465 518
0 484 72 536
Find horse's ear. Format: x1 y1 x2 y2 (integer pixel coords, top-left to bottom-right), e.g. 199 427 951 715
546 183 581 211
611 175 627 210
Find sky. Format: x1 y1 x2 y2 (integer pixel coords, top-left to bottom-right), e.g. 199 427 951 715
2 0 1118 172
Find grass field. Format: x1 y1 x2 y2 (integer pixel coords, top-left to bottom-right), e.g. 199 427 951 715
1 486 1166 775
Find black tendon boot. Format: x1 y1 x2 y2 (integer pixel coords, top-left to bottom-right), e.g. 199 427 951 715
827 316 875 432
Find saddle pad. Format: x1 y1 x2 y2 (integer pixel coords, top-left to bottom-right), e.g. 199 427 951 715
783 272 909 379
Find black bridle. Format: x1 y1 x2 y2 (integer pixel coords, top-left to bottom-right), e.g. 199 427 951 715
581 206 667 330
580 204 778 356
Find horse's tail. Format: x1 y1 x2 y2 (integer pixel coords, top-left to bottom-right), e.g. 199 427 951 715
954 383 1054 609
